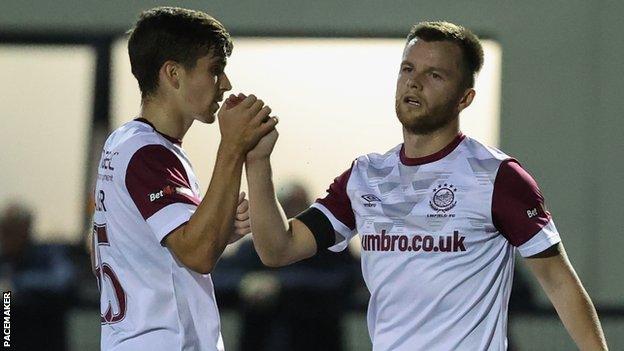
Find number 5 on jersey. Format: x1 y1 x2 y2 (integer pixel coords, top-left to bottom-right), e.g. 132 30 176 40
93 223 127 324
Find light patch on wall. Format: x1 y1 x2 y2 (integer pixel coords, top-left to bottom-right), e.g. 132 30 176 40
0 45 95 241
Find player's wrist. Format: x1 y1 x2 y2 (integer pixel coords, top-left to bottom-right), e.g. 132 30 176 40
245 153 271 167
217 141 247 161
246 152 271 163
217 139 247 156
245 156 272 179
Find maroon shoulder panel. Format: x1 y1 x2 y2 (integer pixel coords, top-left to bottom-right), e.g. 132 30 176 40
316 162 356 230
492 159 551 247
125 144 200 220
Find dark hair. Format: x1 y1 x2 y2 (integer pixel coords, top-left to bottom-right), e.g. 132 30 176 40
127 6 233 99
407 21 483 88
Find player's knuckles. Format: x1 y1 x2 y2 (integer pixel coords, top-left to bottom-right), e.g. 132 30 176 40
252 108 271 123
244 94 257 105
250 101 265 115
260 117 278 129
238 202 249 213
261 105 272 115
236 224 251 231
260 123 277 136
262 120 277 130
235 228 250 236
234 220 247 228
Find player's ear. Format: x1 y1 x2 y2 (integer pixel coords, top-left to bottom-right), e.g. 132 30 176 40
160 60 181 90
458 88 475 113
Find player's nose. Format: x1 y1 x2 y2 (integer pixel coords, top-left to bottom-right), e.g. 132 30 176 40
406 76 422 90
220 73 232 92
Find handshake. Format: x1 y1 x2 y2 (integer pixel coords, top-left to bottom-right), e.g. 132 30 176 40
217 93 279 162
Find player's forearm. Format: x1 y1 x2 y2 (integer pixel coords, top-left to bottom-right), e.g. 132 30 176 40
245 157 292 266
542 270 608 350
184 143 245 270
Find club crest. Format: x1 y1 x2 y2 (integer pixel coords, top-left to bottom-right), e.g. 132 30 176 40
429 184 457 212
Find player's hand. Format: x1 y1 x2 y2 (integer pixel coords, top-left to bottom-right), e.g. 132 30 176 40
246 126 279 163
218 93 278 156
229 191 251 244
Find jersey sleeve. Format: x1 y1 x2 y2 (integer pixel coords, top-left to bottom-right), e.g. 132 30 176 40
296 163 357 253
125 144 201 243
492 159 561 257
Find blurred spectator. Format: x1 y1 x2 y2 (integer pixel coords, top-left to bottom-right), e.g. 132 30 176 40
213 182 359 351
0 203 76 351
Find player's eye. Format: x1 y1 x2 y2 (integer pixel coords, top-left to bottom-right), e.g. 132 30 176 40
430 72 443 80
400 65 412 73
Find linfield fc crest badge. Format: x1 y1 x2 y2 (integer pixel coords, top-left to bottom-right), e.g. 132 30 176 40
429 184 457 212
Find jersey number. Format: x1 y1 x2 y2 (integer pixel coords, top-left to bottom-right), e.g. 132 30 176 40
93 223 127 324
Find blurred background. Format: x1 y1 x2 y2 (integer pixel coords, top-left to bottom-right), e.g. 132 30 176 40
1 0 622 350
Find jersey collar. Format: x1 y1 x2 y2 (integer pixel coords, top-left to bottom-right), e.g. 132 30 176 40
134 118 183 145
399 133 465 166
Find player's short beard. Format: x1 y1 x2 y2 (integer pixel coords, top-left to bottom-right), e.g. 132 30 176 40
395 102 458 135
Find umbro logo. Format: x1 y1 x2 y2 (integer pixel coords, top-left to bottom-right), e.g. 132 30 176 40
361 194 381 207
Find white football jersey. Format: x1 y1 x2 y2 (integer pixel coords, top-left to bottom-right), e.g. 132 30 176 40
93 119 224 351
299 134 560 351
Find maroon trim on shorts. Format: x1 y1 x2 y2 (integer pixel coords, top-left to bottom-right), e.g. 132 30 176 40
134 118 182 145
492 159 552 247
125 144 200 220
315 162 356 230
399 133 465 166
